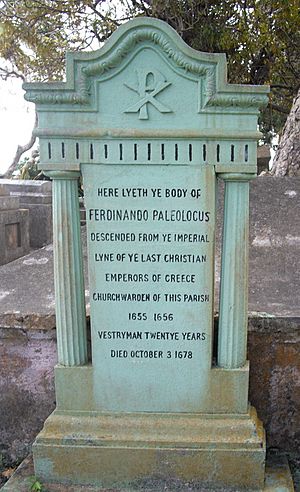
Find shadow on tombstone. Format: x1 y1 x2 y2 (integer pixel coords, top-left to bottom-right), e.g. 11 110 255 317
5 16 293 492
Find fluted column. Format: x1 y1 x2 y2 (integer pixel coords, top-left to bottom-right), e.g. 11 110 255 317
47 171 87 366
217 173 255 368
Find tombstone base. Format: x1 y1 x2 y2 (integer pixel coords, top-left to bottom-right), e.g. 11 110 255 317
2 453 295 492
32 406 268 490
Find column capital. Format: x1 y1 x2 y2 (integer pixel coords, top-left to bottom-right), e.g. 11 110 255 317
45 170 81 180
218 172 256 182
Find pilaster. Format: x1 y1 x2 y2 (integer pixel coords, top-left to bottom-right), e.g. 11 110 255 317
47 170 87 366
217 173 255 368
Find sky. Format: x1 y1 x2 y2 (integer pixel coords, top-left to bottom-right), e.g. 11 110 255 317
0 77 36 175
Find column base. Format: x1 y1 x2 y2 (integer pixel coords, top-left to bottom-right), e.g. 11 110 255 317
33 406 267 490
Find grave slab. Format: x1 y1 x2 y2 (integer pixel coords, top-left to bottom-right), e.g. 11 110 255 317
0 179 52 248
0 179 52 194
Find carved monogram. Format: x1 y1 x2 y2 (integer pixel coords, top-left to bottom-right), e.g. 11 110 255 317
124 69 172 119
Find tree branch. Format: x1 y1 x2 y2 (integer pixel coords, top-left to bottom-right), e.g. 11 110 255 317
88 5 121 26
0 67 25 81
4 111 38 178
270 83 296 91
269 103 290 115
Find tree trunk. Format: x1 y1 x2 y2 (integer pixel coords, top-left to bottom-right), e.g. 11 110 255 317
271 88 300 176
4 111 38 178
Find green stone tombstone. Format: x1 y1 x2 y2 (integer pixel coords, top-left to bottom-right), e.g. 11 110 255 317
23 17 285 491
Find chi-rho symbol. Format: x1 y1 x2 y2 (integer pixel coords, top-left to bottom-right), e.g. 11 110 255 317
124 69 172 119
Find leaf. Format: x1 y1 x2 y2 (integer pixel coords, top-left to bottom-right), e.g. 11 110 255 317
1 467 16 478
31 480 43 491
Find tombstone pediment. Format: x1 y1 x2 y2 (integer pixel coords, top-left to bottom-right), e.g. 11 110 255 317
24 18 269 172
24 17 268 122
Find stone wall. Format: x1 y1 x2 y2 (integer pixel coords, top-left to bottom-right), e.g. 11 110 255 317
248 317 299 454
0 316 298 464
0 327 56 462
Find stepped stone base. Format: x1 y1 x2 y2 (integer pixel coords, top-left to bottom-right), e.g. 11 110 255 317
18 406 277 490
2 453 294 491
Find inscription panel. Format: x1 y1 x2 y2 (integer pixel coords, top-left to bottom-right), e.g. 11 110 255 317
83 163 215 412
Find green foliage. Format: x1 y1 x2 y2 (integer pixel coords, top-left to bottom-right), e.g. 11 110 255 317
141 0 299 135
16 148 50 181
0 0 299 136
16 149 46 180
30 477 43 491
0 0 92 81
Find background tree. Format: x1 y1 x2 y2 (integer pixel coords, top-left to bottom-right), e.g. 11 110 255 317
270 88 300 176
0 0 299 175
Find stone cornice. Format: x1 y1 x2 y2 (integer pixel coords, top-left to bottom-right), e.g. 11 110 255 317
207 94 269 109
24 73 90 105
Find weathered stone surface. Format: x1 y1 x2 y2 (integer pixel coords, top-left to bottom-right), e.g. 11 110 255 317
0 179 53 248
257 145 271 174
1 454 295 491
12 192 52 204
249 177 300 317
24 202 53 248
0 196 20 210
0 184 9 196
0 244 57 329
248 316 300 454
32 408 266 490
215 176 300 317
0 179 52 194
0 329 56 463
0 208 30 265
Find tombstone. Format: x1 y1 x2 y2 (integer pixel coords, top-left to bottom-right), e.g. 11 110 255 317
0 179 53 248
23 17 291 491
257 144 271 174
0 184 30 265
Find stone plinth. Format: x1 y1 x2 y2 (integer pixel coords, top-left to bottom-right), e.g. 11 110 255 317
32 408 266 490
1 453 295 492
